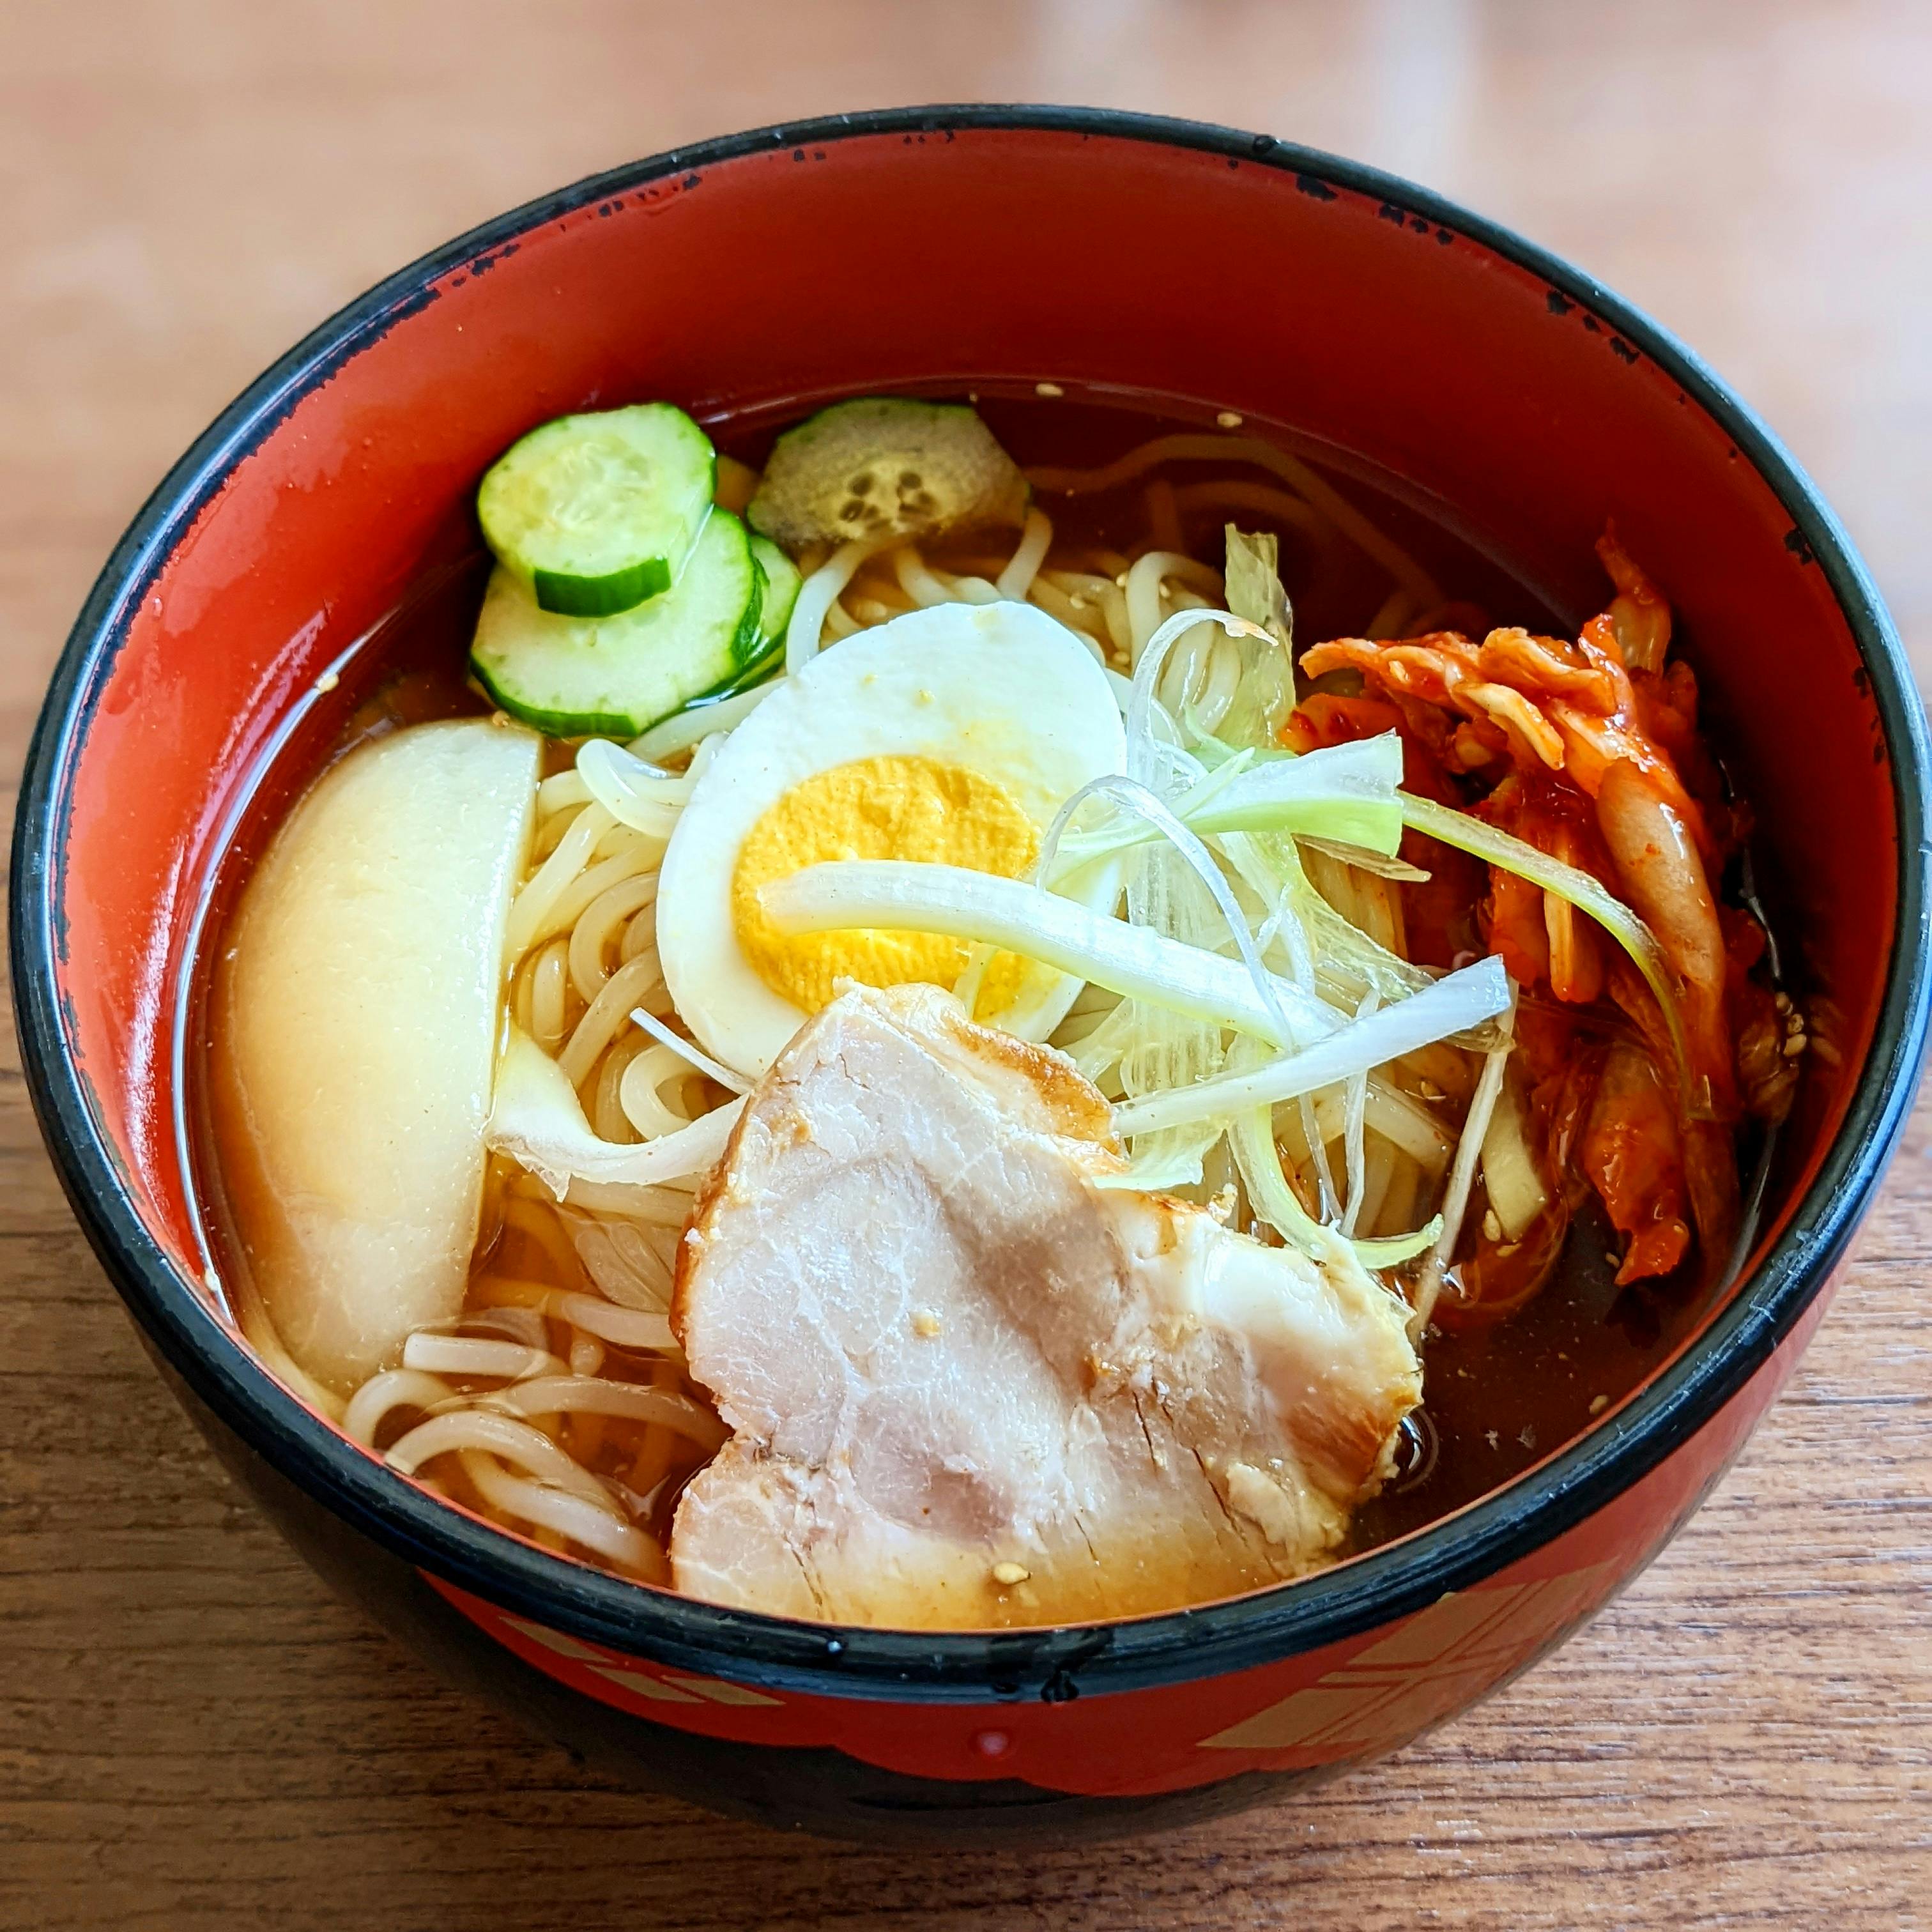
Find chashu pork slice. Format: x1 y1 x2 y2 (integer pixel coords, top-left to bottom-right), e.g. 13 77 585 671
670 983 1422 1629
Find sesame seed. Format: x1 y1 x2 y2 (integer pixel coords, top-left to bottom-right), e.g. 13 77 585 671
1782 1034 1807 1057
1589 1394 1608 1415
314 669 339 694
911 1309 942 1338
1035 381 1064 398
1482 1209 1502 1243
1774 992 1792 1013
1216 410 1244 429
992 1561 1031 1586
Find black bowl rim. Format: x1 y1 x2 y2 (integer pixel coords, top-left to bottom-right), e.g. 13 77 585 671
13 104 1930 1706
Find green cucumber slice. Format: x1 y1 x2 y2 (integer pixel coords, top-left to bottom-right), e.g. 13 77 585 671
747 397 1028 550
749 534 801 645
620 612 790 755
471 509 762 737
478 403 715 618
716 637 783 698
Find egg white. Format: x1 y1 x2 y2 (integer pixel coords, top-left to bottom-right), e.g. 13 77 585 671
656 601 1127 1076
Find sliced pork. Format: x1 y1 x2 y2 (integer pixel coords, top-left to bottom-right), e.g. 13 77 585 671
670 983 1421 1629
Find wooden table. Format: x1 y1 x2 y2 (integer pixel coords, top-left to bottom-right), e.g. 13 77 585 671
4 3 1928 1924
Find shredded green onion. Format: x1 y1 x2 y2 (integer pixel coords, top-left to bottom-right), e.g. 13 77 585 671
1037 776 1294 1042
1110 956 1512 1138
1228 1099 1443 1270
1038 772 1287 1186
1052 735 1404 876
1398 792 1693 1104
763 861 1339 1046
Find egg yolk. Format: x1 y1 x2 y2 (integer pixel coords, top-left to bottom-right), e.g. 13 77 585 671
732 754 1039 1018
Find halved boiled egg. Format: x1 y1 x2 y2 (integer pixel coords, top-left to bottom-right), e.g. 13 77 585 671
656 601 1126 1075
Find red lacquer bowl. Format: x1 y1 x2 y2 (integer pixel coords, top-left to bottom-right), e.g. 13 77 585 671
13 109 1929 1846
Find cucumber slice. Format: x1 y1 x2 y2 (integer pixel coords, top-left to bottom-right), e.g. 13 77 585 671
747 397 1028 550
471 509 762 737
716 637 783 698
478 403 715 618
620 611 790 756
640 627 785 739
749 534 801 643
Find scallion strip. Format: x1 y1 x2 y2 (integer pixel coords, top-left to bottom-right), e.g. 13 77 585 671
762 861 1340 1046
1398 792 1691 1100
1110 956 1512 1138
1228 1100 1443 1271
1053 734 1404 875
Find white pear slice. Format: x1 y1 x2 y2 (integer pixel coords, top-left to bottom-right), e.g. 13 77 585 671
211 718 540 1393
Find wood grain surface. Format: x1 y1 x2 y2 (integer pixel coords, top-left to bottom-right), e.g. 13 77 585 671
3 3 1928 1926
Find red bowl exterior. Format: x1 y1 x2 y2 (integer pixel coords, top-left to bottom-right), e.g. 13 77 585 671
13 109 1930 1845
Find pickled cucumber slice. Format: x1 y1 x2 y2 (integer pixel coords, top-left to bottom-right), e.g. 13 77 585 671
747 398 1028 550
749 533 801 643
